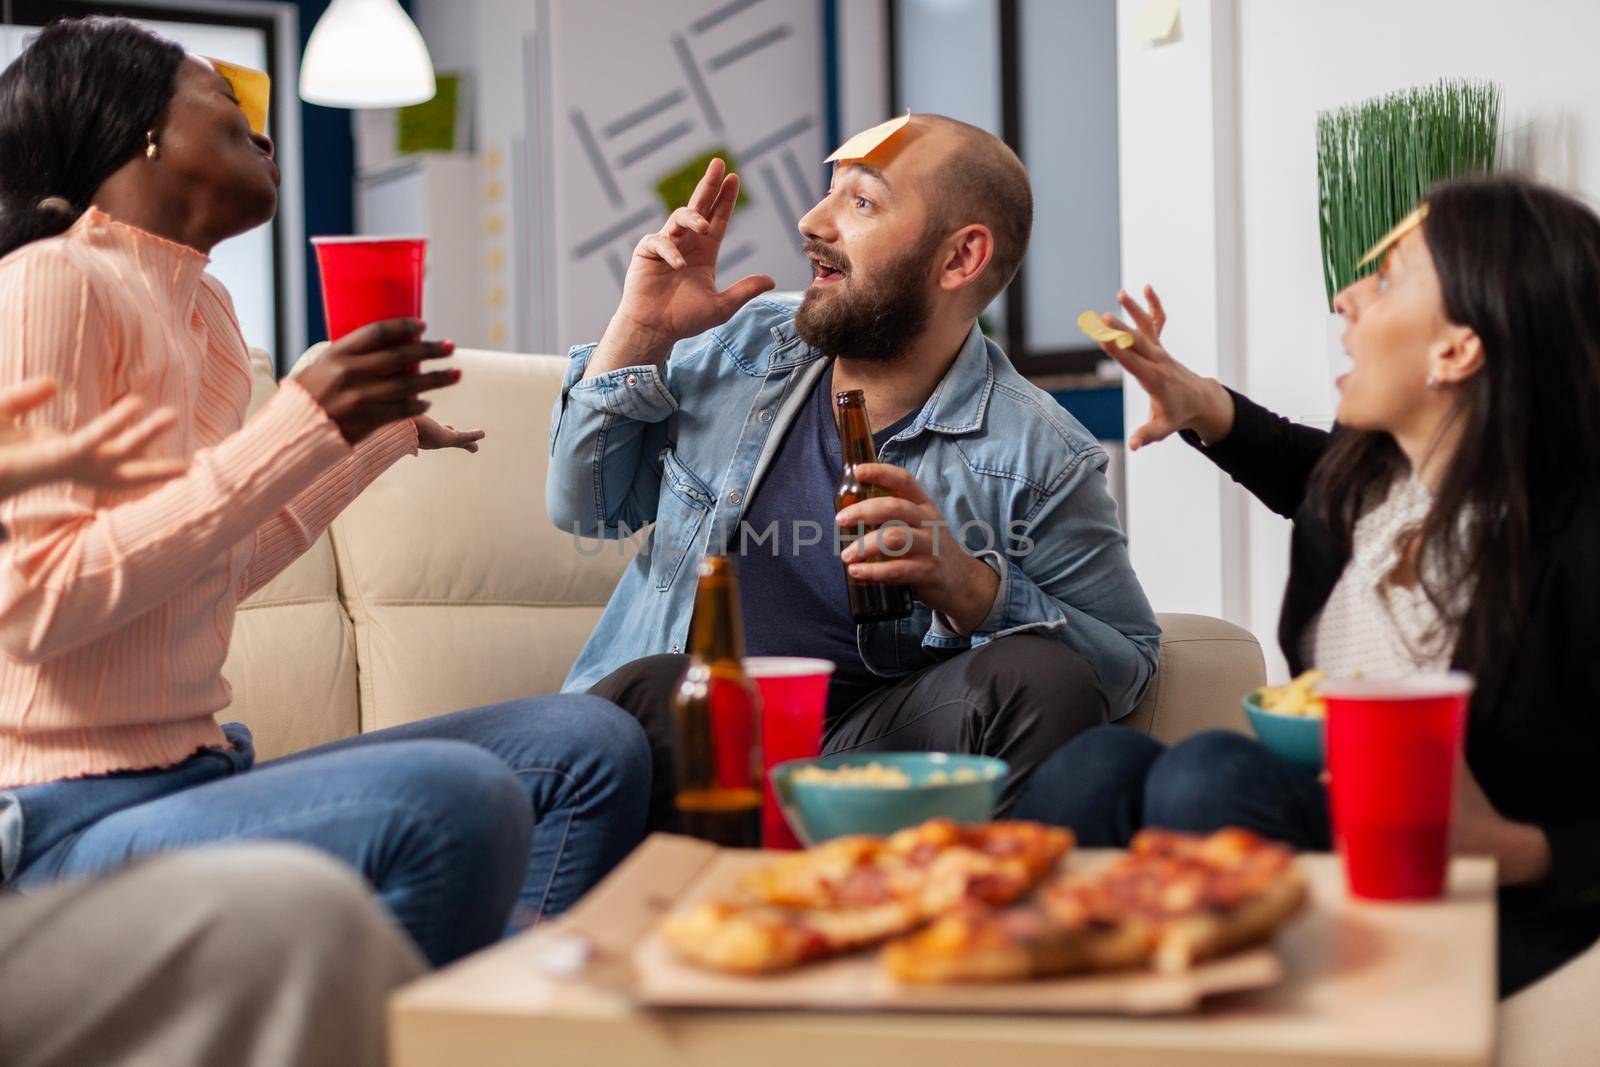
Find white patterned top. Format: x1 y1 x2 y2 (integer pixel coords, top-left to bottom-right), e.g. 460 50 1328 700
1303 473 1463 678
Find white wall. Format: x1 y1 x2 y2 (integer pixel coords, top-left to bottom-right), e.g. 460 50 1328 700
1116 0 1249 627
836 0 890 140
414 0 830 352
412 0 536 351
1119 0 1600 680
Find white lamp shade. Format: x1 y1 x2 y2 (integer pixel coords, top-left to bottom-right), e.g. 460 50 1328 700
299 0 437 108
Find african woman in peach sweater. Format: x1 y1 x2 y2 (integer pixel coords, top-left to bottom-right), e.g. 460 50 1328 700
0 17 648 967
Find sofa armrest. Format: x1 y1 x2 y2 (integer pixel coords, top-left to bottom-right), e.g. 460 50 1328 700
1122 613 1265 745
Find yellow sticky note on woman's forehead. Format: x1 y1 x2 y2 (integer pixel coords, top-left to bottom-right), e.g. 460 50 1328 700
1356 204 1430 268
205 57 271 135
824 110 912 165
1077 311 1134 349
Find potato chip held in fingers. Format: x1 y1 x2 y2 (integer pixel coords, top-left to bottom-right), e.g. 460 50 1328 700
1077 311 1135 349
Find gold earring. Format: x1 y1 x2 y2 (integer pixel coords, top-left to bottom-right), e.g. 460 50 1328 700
145 130 158 160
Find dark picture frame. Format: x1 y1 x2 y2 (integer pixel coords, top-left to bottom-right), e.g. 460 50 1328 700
885 0 1106 378
4 0 288 362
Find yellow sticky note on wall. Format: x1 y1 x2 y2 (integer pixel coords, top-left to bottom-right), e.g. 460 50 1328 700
824 110 912 165
206 57 271 135
1356 204 1430 268
1133 0 1181 44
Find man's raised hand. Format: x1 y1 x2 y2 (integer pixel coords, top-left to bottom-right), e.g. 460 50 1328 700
585 158 775 378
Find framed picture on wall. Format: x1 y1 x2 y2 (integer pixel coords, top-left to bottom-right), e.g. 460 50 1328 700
2 0 307 370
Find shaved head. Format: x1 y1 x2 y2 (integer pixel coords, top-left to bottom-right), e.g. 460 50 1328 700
795 112 1034 361
911 114 1033 308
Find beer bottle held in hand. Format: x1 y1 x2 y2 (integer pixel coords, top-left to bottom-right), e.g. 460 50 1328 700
835 389 915 624
672 555 764 847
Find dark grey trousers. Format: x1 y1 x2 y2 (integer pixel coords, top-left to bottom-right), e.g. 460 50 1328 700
587 633 1109 832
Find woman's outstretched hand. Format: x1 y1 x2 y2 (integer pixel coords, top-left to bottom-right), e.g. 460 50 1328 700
1089 285 1236 450
415 416 484 453
294 318 459 445
0 377 186 499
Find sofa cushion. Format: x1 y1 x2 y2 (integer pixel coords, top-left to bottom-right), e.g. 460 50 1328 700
219 350 361 760
328 350 634 730
1124 613 1264 744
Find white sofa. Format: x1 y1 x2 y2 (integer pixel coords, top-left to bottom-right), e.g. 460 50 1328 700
220 346 1600 1064
223 346 1267 760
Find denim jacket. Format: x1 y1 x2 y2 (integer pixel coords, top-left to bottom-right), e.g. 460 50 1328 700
547 297 1160 717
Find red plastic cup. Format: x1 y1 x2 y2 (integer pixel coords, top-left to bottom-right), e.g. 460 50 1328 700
1322 672 1473 901
310 236 427 342
745 657 834 850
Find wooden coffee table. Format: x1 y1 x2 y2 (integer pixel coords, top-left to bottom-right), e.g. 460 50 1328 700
390 835 1497 1067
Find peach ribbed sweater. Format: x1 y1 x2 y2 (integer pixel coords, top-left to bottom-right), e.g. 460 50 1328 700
0 209 416 787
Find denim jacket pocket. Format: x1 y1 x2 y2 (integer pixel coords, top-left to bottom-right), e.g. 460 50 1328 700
653 447 714 590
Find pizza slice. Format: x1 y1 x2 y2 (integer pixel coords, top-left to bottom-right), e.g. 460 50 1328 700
881 905 1150 984
886 818 1075 913
885 827 1307 984
733 819 1074 916
662 819 1073 975
734 834 899 910
659 897 921 975
1042 827 1308 974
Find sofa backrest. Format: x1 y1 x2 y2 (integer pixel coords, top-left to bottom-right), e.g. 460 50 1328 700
222 350 361 761
328 350 634 732
1123 612 1263 743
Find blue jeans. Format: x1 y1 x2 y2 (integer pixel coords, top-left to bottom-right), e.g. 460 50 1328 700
1 695 650 967
1011 726 1331 849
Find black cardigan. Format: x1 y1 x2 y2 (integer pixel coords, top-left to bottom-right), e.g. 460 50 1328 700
1183 390 1600 968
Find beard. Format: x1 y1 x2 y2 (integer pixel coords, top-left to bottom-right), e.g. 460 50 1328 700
793 228 943 363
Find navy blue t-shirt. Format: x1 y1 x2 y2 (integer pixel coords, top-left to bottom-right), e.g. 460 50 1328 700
735 364 917 718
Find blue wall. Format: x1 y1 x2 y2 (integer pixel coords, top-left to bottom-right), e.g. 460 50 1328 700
290 0 356 348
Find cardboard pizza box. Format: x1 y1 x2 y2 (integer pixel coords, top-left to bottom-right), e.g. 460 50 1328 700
556 833 1288 1016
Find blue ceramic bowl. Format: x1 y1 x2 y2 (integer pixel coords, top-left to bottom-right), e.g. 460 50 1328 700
1242 691 1325 772
771 752 1008 846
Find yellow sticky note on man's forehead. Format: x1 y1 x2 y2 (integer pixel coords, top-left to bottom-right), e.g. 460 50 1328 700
1356 204 1430 268
824 110 912 165
205 57 271 135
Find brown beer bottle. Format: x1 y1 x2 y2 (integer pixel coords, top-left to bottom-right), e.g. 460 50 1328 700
672 554 763 847
835 389 915 624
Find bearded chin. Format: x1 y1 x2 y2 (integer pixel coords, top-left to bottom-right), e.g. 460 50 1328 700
794 239 938 363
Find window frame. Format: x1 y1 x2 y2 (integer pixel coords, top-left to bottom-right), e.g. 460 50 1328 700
4 0 307 369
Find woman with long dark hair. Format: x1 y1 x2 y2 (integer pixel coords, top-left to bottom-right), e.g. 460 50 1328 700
0 17 649 968
1015 175 1600 997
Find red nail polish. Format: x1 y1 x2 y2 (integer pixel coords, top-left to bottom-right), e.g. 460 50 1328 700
448 369 462 382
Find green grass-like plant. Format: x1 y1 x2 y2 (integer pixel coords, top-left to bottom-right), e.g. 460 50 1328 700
1317 79 1501 308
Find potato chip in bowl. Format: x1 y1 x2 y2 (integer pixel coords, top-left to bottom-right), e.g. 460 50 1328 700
1255 670 1328 718
1244 671 1326 771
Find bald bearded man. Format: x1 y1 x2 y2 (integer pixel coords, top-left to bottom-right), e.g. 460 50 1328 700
547 114 1160 825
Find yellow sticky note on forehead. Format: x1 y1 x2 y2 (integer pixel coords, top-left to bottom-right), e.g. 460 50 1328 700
206 57 271 135
824 110 912 164
1356 204 1430 268
1077 310 1134 349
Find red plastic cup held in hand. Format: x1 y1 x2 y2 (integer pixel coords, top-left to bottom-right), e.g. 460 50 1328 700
311 236 427 342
